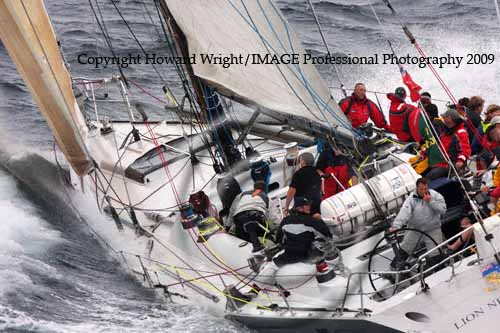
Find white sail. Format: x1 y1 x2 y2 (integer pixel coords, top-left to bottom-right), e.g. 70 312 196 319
161 0 354 139
0 0 92 175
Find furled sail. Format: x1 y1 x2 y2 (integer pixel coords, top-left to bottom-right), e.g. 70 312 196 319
160 0 355 141
0 0 92 175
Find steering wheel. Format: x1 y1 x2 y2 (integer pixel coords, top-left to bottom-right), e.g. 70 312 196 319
367 228 444 300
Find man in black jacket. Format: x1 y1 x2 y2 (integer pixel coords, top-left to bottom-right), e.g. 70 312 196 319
256 197 333 286
420 92 438 121
284 152 322 218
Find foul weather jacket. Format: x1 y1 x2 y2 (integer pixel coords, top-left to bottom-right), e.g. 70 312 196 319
276 211 332 256
322 164 351 200
392 189 447 232
339 94 390 130
387 93 418 142
435 123 471 168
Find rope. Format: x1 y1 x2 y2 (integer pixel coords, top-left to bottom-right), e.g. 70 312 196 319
306 0 346 97
494 0 500 25
264 0 359 134
228 0 358 137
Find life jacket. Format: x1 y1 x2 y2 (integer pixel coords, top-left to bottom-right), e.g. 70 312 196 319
339 94 387 129
387 93 414 142
322 165 351 200
480 127 500 152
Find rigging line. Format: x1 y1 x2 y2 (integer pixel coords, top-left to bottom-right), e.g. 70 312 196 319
416 101 486 227
254 0 359 135
370 0 488 154
110 126 134 208
144 122 182 204
262 0 352 130
121 250 249 274
329 86 450 103
495 0 500 25
265 0 358 131
141 0 162 40
147 233 227 294
154 2 220 165
227 0 333 128
306 0 346 94
368 0 397 56
204 86 237 159
234 1 341 133
93 164 131 210
220 96 248 149
374 0 489 153
90 0 130 88
107 0 171 92
129 158 189 208
186 228 272 298
153 8 218 166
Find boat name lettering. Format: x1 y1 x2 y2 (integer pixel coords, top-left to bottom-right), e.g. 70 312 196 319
453 297 500 330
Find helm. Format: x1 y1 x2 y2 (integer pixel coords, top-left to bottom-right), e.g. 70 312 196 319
395 87 407 100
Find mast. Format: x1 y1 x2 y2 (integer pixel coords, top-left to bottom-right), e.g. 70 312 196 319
159 0 242 169
0 0 92 176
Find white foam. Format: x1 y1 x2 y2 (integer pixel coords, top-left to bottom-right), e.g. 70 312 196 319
0 169 63 298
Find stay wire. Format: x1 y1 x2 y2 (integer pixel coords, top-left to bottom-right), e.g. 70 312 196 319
89 0 130 88
229 0 357 136
107 0 179 100
154 0 219 165
306 0 346 96
265 0 359 134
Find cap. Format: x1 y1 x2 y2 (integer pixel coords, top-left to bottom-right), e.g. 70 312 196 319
294 196 311 208
442 108 462 123
421 92 431 99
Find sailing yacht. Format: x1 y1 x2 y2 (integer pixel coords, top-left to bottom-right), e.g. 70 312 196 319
2 1 500 332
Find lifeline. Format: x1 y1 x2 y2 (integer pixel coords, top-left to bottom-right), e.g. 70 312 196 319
304 53 463 68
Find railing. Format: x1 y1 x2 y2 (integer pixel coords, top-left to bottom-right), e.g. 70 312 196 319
339 224 480 315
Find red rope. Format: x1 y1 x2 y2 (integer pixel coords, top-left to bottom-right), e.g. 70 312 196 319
128 79 168 105
144 122 182 205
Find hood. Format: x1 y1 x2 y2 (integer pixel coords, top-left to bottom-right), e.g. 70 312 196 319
387 93 405 103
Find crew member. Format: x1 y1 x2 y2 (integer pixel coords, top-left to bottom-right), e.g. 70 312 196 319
478 117 500 213
285 152 322 218
316 146 358 199
471 104 500 154
387 87 419 142
389 177 447 263
425 108 471 180
420 91 438 121
339 83 391 130
189 190 219 219
228 181 269 252
256 197 333 286
465 96 484 145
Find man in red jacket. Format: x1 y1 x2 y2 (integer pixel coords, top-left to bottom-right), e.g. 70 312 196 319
339 83 391 130
387 87 419 142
